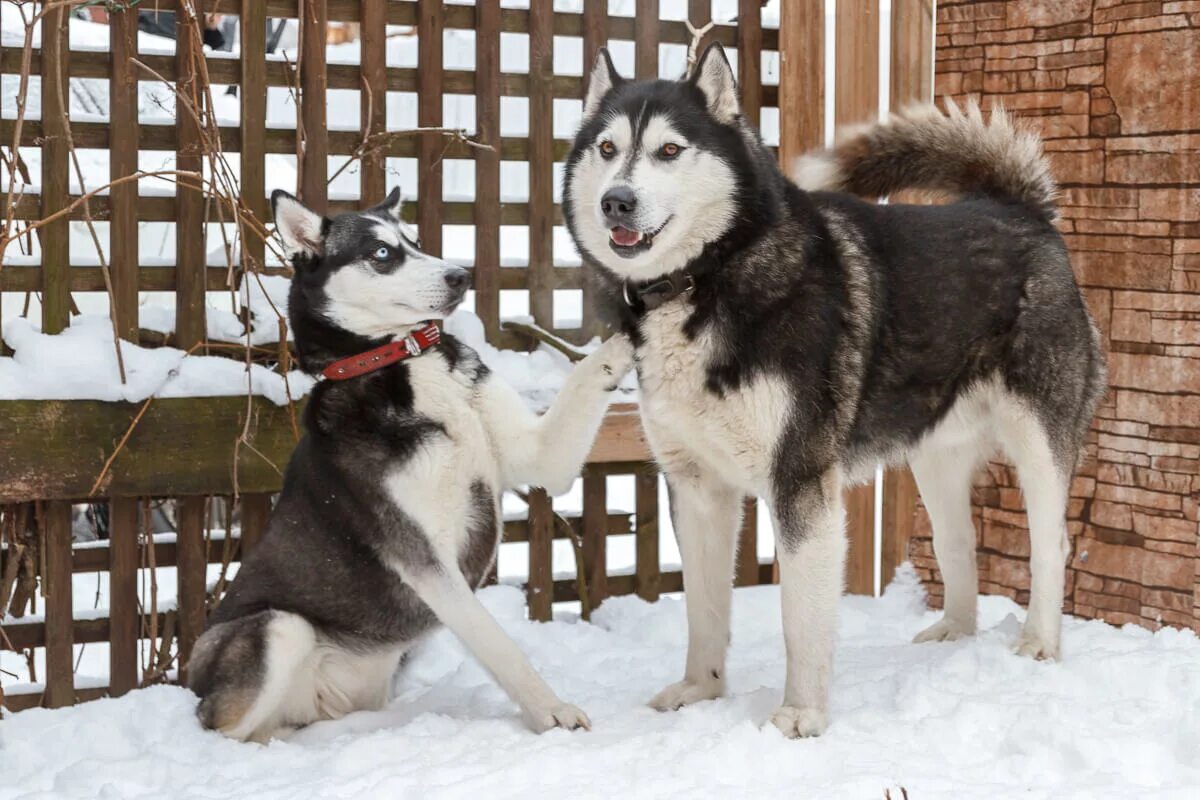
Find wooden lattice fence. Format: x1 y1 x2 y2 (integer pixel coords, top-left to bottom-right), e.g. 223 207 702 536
0 0 934 712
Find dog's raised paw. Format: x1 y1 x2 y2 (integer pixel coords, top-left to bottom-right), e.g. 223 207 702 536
769 705 827 739
648 678 722 711
527 702 592 733
912 617 974 644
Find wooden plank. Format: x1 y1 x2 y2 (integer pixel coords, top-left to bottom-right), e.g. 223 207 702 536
527 1 555 327
416 0 444 256
736 0 762 127
175 495 207 682
579 0 607 341
687 0 713 58
42 501 74 707
300 0 329 206
107 498 139 696
241 0 268 276
0 397 302 502
834 0 880 129
0 400 644 503
0 263 579 294
109 1 140 341
634 467 660 601
175 3 206 350
882 468 919 589
582 468 608 607
526 489 554 622
890 0 934 111
359 0 388 206
551 563 776 604
39 2 70 335
634 0 659 79
474 0 502 343
844 480 876 596
239 493 272 557
22 512 629 577
735 497 759 586
586 404 653 463
778 0 824 168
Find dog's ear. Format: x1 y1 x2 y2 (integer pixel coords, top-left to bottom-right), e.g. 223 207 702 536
368 186 403 221
584 48 622 118
271 190 327 260
689 42 739 124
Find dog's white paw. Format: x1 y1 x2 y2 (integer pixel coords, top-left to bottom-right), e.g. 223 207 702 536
1014 629 1060 661
589 334 635 388
769 705 827 739
648 677 723 711
526 702 592 733
912 617 975 644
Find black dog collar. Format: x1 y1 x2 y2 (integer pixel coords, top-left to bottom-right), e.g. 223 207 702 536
622 271 696 313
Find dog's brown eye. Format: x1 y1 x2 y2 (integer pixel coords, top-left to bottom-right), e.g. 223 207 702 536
599 140 616 158
661 142 681 159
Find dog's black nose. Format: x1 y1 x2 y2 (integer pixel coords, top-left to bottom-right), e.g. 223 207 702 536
601 186 638 221
444 268 471 292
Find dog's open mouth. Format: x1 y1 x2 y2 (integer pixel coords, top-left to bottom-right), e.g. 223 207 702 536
609 218 671 257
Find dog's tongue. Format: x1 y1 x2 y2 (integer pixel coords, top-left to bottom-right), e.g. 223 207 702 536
610 226 643 247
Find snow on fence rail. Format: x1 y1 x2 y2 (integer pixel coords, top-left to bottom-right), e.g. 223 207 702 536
0 0 934 712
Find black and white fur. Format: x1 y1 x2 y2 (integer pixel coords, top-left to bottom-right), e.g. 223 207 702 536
187 188 633 742
563 45 1104 737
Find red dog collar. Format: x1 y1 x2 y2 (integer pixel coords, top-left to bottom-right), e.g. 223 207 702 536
321 323 442 380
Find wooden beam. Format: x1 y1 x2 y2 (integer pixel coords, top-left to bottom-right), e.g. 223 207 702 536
635 466 661 601
582 468 608 608
474 0 502 343
779 0 824 168
359 0 387 206
526 489 554 622
416 0 444 255
42 501 74 707
39 3 70 334
299 0 329 207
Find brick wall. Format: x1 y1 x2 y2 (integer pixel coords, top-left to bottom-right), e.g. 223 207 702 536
911 0 1200 632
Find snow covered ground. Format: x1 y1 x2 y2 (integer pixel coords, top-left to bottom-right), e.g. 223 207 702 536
3 571 1199 800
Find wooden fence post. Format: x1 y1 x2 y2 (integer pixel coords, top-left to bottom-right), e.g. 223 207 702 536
108 1 141 698
42 502 74 708
359 0 387 207
582 468 609 606
526 489 554 621
474 0 502 343
528 1 554 328
879 0 934 590
580 0 608 341
635 467 661 601
417 0 444 256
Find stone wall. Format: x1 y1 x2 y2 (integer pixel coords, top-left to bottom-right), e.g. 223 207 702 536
912 0 1200 631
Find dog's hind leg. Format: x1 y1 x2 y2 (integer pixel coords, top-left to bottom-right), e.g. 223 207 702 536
769 470 846 738
189 610 318 742
909 443 985 643
998 405 1072 660
648 466 741 711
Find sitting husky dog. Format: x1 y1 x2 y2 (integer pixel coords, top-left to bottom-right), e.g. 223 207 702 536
188 188 632 742
563 44 1104 737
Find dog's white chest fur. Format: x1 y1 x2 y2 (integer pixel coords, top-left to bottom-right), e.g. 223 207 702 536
636 302 790 495
383 354 500 565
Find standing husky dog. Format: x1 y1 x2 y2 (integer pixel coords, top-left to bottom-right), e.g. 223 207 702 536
188 188 632 742
563 44 1104 737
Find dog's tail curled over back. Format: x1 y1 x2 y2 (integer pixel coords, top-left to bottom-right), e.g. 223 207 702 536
793 99 1057 220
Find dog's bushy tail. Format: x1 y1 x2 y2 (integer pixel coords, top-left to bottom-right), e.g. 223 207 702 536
794 99 1057 219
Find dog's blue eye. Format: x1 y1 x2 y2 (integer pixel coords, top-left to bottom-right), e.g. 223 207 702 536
373 245 390 260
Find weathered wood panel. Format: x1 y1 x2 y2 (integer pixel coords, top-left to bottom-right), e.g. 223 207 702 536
0 400 652 503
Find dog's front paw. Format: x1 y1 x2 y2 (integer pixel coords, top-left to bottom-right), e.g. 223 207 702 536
588 334 634 389
525 702 592 733
769 705 827 739
648 676 723 711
